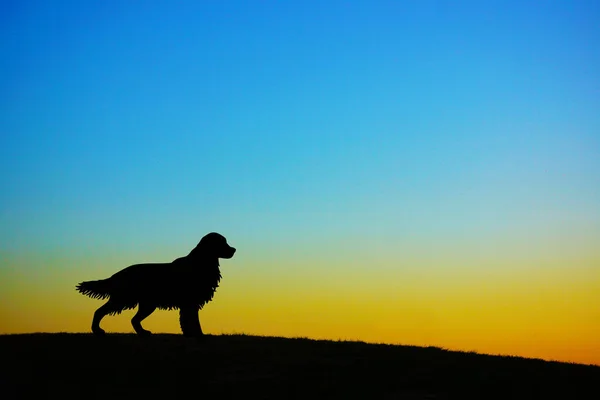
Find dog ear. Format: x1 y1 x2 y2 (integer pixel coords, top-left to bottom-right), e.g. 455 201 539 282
188 234 214 258
187 241 203 258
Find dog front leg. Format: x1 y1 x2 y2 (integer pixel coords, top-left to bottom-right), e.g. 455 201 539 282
179 306 203 337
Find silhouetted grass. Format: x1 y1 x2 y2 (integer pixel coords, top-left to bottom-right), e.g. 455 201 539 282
1 333 598 399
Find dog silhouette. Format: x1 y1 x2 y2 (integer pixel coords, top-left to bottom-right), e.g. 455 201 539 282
76 232 236 336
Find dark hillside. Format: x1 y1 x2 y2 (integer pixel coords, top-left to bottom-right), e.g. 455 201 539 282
1 333 598 399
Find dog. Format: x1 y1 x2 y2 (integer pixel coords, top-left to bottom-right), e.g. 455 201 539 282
76 232 236 337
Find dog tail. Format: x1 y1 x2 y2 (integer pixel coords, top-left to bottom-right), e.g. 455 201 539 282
76 279 112 300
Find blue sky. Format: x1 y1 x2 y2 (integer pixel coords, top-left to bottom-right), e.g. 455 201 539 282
1 1 600 362
2 0 599 254
3 1 598 249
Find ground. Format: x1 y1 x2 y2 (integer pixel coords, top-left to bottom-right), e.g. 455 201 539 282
1 333 598 399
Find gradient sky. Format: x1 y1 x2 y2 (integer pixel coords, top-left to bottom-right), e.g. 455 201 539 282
1 1 599 365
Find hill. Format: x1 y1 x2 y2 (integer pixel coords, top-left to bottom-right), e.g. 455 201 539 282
1 333 598 399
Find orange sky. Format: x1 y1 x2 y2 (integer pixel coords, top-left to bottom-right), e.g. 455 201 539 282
2 233 599 366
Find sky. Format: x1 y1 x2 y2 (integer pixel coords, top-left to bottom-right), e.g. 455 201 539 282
1 0 599 365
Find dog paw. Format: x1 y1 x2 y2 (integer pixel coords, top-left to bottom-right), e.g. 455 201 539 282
183 331 204 339
92 328 106 336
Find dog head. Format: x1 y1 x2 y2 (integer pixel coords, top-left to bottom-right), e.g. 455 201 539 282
190 232 236 260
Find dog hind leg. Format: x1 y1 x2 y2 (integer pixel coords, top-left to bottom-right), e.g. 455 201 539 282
179 306 203 337
131 302 156 336
92 299 120 335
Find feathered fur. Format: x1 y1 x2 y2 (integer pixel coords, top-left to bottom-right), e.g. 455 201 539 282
76 232 236 337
